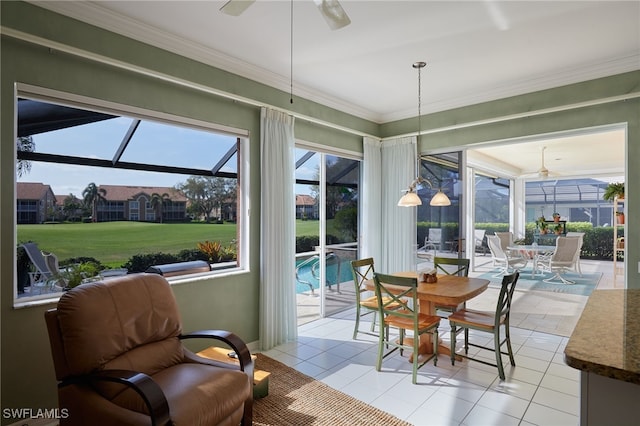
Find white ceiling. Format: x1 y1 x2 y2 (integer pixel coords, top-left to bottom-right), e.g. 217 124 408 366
467 127 626 180
32 0 635 178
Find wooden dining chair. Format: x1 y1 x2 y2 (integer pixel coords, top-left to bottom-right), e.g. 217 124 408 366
432 257 470 319
448 271 520 380
350 258 397 340
372 272 441 384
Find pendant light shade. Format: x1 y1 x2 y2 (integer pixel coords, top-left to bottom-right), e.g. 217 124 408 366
397 177 451 207
398 61 451 208
429 190 451 206
398 191 422 207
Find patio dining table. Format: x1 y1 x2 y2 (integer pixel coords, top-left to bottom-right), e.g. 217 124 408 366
508 244 556 278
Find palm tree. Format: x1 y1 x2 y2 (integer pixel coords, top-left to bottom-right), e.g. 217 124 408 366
150 192 170 223
82 183 107 223
62 194 82 222
16 136 35 177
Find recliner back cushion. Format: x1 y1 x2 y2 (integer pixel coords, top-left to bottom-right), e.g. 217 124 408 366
56 273 183 376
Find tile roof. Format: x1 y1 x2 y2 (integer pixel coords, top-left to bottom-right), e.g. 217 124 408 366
98 185 187 202
16 182 52 200
296 194 316 206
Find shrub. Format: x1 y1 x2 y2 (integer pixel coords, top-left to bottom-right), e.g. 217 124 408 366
334 207 357 241
295 234 343 253
197 240 222 262
121 253 181 273
60 256 102 269
177 248 208 262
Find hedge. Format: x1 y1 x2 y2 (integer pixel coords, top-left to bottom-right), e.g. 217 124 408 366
417 221 621 261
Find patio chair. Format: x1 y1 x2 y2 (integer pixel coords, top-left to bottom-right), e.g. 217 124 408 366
487 235 528 277
495 231 514 253
474 229 487 255
418 229 442 256
565 232 585 276
22 242 61 294
541 236 582 284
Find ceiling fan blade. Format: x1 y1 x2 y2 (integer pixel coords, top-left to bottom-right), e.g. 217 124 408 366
314 0 351 30
219 0 256 17
538 167 549 179
538 146 549 179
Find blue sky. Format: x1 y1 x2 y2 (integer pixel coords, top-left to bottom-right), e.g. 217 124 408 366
19 116 240 197
18 117 319 197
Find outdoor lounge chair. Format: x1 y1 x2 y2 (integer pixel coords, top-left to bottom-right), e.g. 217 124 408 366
487 235 528 277
540 236 582 284
22 242 61 294
417 229 442 259
474 229 487 255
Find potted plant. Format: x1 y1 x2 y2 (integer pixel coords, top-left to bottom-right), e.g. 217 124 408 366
603 182 625 202
616 211 625 225
536 217 549 234
552 212 561 222
54 262 100 290
553 223 563 235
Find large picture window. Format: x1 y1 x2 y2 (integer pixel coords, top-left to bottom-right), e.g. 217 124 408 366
15 90 248 303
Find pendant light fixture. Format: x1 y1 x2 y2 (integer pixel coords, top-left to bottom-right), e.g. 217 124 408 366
398 61 451 207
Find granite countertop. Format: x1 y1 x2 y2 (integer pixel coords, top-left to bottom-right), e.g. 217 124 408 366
564 289 640 384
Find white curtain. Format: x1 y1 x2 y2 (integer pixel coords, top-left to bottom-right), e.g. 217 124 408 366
380 137 417 274
260 107 297 350
361 137 382 263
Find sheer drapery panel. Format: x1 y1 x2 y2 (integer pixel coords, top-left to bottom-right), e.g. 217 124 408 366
260 108 297 350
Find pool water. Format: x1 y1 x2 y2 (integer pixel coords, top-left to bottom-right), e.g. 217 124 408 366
295 255 353 294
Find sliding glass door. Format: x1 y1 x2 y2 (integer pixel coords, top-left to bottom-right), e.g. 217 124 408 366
473 172 511 269
295 147 360 325
417 152 462 266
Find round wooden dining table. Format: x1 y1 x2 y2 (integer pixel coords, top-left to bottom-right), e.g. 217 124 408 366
368 271 490 358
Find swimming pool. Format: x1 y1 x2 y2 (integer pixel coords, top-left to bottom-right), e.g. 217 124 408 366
295 254 353 294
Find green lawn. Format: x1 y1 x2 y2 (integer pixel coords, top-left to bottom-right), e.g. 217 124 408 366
17 219 337 268
295 219 339 236
17 221 238 267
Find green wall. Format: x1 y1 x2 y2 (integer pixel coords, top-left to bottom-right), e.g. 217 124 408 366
0 1 369 417
381 71 640 291
1 1 638 420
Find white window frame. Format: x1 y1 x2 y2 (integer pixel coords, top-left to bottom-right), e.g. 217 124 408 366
13 84 251 307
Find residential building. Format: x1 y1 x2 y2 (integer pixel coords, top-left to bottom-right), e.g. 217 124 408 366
296 194 318 219
15 182 55 224
95 185 188 223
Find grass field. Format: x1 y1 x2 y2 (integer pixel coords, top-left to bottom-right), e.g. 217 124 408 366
17 221 238 268
17 219 338 268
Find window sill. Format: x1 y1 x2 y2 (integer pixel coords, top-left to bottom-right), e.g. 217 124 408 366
14 266 250 308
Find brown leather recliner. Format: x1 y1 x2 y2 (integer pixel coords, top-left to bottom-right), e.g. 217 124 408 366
44 273 253 425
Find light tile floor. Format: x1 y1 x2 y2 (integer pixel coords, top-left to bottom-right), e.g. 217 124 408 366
262 313 580 425
272 259 621 425
264 311 580 425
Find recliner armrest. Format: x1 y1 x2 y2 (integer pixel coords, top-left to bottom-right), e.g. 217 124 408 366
61 369 170 426
180 330 253 426
180 330 254 379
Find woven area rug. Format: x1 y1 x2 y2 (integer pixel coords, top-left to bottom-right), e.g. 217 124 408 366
477 269 602 297
253 353 411 426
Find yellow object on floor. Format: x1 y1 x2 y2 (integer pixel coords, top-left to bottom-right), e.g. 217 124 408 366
198 346 270 399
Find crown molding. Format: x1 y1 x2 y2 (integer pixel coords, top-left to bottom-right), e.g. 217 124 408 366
29 1 376 122
27 1 640 125
383 54 640 123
